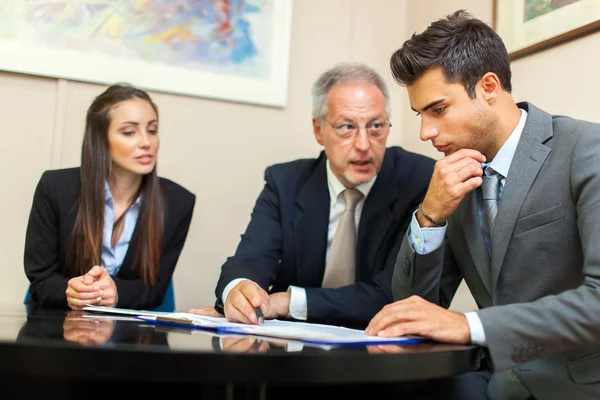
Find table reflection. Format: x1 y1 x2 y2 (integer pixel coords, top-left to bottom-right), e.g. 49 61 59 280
62 311 115 346
16 306 169 347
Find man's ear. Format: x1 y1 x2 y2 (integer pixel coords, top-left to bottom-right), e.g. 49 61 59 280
313 118 325 146
478 72 501 103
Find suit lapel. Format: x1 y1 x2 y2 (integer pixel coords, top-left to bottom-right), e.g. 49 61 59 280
293 156 330 286
460 190 492 295
490 103 552 290
356 151 398 279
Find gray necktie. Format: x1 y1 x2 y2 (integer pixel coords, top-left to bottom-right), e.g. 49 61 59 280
482 167 502 235
322 189 363 288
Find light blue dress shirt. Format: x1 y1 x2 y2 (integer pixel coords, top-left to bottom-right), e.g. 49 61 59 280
101 181 141 276
408 108 528 346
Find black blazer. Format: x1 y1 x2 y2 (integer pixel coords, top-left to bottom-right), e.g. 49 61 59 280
24 167 196 309
215 146 435 328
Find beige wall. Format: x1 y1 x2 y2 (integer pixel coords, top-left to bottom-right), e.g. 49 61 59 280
0 0 409 310
3 0 598 315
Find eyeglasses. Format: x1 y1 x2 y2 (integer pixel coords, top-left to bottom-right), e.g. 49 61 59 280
323 118 392 140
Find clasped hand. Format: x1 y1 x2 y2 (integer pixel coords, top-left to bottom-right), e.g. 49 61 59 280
65 265 117 310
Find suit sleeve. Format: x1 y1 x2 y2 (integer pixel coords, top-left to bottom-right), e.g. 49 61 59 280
24 172 71 307
392 233 463 308
476 128 600 371
214 167 283 311
114 192 196 309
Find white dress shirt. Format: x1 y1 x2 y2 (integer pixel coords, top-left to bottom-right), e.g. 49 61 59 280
222 160 377 320
408 108 528 346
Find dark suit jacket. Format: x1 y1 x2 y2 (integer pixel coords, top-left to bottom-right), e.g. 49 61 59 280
215 146 435 328
24 167 196 310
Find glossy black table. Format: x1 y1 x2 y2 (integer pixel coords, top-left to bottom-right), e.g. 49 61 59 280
0 306 481 399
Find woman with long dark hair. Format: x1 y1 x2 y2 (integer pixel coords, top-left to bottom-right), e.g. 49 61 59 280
24 83 195 310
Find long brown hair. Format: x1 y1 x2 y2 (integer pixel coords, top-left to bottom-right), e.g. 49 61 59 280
69 83 165 285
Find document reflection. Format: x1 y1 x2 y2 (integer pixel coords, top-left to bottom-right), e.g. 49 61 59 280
220 335 291 353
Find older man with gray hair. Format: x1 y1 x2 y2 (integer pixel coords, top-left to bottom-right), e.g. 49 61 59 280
192 62 435 328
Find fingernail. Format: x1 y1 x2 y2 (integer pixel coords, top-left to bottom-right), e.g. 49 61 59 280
378 330 385 337
97 297 102 301
94 286 99 291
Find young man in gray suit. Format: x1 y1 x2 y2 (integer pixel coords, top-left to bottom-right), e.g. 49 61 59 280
367 10 600 400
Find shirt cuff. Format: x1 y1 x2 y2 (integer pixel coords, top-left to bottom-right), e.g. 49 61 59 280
287 285 307 320
408 210 447 254
222 278 249 305
465 311 487 347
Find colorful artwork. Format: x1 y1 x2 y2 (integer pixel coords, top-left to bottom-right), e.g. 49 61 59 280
0 0 293 107
524 0 581 21
8 0 269 77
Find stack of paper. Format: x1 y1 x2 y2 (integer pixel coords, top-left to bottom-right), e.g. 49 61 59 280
82 305 422 346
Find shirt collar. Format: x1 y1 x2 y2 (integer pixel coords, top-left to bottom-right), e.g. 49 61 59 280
104 181 142 207
484 108 528 178
326 159 377 205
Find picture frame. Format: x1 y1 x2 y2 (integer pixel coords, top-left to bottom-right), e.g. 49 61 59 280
0 0 293 108
493 0 600 60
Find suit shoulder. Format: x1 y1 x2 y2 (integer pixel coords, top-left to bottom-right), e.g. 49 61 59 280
552 115 600 137
263 154 324 184
160 177 196 206
37 167 81 194
39 167 81 183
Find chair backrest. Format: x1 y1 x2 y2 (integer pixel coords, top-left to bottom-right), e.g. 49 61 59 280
153 280 175 312
24 280 175 312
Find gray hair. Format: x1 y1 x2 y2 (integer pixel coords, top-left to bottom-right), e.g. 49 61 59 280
311 62 391 119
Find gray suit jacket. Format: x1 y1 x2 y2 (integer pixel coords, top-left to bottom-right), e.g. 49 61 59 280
393 102 600 399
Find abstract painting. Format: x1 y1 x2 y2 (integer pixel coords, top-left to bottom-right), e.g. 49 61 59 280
495 0 600 60
0 0 293 107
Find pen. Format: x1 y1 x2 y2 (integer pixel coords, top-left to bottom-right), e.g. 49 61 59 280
254 307 264 325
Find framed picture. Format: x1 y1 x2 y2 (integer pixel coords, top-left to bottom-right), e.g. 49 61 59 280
0 0 293 108
494 0 600 60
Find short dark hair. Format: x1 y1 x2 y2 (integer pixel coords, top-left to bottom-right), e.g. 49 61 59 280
390 9 512 98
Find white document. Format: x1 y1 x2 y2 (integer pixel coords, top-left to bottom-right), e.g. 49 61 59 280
82 305 172 317
137 312 422 345
82 306 422 345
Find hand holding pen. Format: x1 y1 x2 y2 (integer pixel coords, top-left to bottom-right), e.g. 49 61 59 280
222 280 269 325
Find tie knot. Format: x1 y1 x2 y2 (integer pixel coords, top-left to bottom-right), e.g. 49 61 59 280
484 166 501 178
482 169 502 201
343 189 362 211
